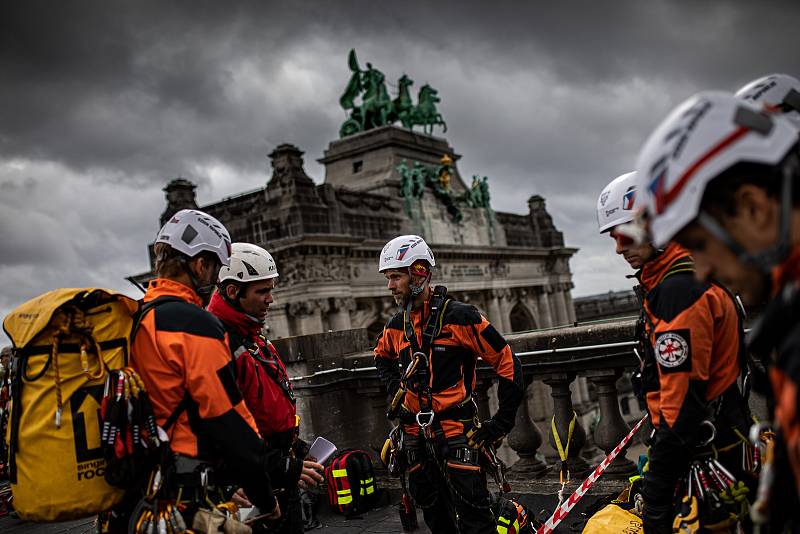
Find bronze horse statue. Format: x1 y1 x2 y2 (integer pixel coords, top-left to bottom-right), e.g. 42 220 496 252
412 84 447 135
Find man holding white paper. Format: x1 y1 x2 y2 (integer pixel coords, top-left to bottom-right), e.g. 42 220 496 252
208 243 323 533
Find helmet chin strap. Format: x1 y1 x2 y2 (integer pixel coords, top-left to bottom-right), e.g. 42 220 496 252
696 154 796 274
183 258 217 300
403 267 431 306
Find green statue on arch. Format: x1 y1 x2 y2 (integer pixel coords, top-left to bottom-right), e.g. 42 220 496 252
339 49 447 138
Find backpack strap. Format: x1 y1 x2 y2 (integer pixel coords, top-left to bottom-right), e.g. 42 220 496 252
132 296 191 437
131 296 185 339
162 392 191 432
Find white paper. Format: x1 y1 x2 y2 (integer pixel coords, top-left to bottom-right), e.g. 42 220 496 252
238 506 255 522
308 436 337 464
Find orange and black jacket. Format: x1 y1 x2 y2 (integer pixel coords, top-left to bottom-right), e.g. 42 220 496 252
374 296 524 438
749 245 800 495
131 278 287 512
636 244 747 510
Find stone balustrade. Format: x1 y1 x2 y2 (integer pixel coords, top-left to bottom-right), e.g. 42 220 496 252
273 318 645 491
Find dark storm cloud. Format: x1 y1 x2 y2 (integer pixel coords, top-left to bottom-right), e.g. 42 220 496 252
1 0 800 345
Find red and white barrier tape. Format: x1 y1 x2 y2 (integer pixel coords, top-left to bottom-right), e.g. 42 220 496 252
536 414 649 534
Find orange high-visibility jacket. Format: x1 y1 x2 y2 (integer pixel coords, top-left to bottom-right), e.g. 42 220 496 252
374 296 523 438
131 278 278 511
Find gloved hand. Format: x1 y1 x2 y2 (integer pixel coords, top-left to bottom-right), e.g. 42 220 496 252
466 419 507 449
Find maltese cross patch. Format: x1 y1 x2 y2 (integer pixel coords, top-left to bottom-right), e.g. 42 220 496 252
654 329 691 373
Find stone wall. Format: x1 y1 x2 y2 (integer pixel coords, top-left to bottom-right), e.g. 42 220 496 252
132 130 578 340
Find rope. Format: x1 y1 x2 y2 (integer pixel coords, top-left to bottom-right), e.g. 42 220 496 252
51 334 63 429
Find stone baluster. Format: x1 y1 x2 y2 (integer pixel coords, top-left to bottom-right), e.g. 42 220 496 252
584 369 637 476
507 377 548 477
542 373 590 478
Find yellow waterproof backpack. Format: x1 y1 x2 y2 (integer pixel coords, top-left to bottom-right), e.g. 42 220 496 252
2 288 139 521
582 479 644 534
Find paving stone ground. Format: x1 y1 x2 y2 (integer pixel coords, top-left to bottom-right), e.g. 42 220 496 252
0 504 408 534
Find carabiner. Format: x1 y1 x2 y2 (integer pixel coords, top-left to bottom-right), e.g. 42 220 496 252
416 410 435 429
698 420 716 447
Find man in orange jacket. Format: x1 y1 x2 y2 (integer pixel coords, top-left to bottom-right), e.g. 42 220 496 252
374 235 524 534
122 210 291 530
632 85 800 530
597 172 750 533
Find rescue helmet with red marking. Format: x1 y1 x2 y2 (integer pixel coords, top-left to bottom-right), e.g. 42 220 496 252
378 235 435 272
635 91 798 263
379 235 435 299
597 171 639 234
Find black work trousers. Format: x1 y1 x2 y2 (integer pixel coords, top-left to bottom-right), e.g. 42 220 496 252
406 433 495 534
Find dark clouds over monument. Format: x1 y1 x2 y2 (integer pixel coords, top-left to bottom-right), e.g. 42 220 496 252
1 1 799 341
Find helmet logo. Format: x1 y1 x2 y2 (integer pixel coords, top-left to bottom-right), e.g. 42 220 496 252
181 225 199 244
745 79 777 102
241 260 259 276
396 242 415 260
622 186 636 210
600 190 610 206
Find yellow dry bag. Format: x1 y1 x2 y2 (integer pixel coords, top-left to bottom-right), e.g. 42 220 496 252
582 504 643 533
3 288 138 521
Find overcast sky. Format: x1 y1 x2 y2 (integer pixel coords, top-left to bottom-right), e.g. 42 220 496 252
2 1 799 344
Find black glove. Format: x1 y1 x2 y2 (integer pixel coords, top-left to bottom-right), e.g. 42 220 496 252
466 419 507 449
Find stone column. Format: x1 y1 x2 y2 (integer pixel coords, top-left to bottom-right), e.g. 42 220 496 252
507 378 548 477
542 373 590 478
487 292 504 331
563 285 577 323
267 304 291 338
330 297 355 331
536 288 553 328
496 289 513 333
553 286 569 326
292 300 326 336
585 369 637 476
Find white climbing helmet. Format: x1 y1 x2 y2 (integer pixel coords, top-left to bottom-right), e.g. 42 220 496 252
635 90 799 250
218 243 278 284
155 209 232 266
596 171 639 233
378 235 435 273
735 73 800 129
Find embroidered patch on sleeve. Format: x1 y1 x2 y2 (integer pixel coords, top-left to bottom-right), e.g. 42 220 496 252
654 329 692 374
